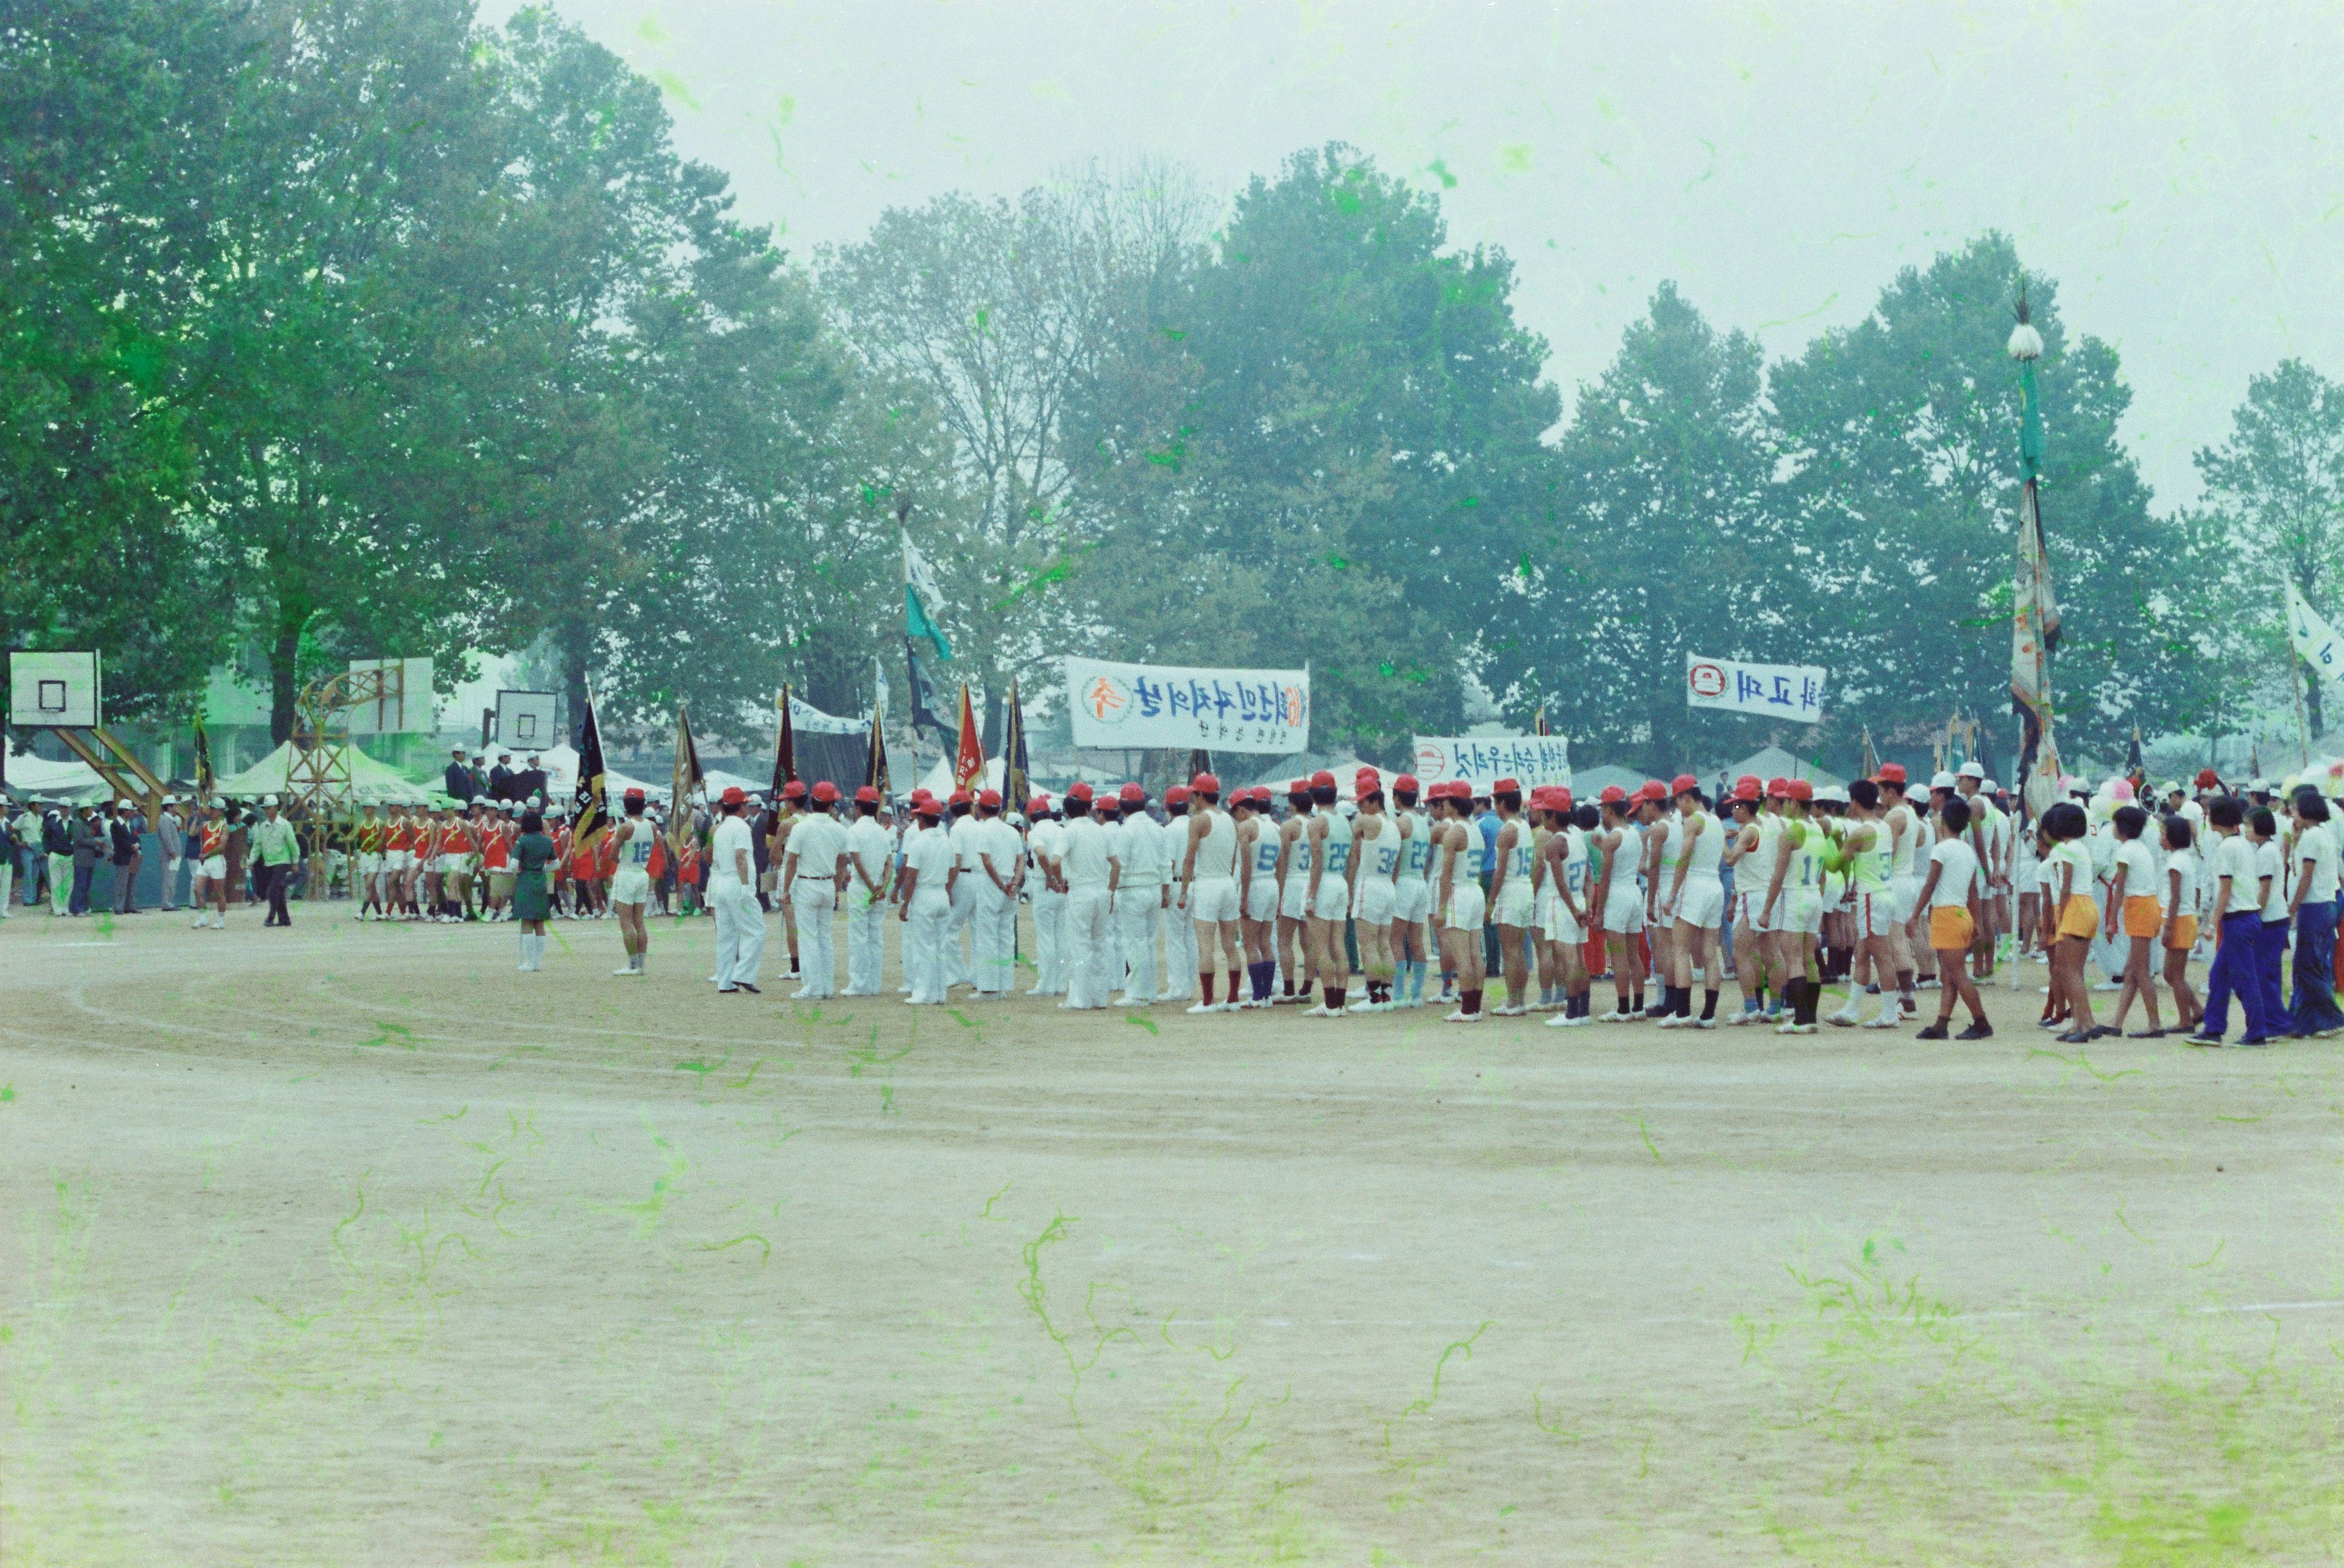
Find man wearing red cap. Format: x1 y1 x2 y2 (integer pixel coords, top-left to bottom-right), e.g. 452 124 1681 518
1230 787 1277 1005
959 788 1015 999
1296 769 1354 1015
895 796 955 1005
1591 785 1648 1020
1273 779 1316 1002
1429 781 1488 1020
1174 773 1241 1012
1877 763 1930 1013
1056 782 1115 1010
1110 782 1168 1006
1160 785 1198 1005
1756 779 1825 1033
1349 770 1401 1010
1025 794 1068 997
1483 778 1535 1015
609 787 656 976
1722 779 1786 1023
782 782 848 1000
842 784 893 996
1387 774 1431 1006
709 785 765 994
769 779 809 979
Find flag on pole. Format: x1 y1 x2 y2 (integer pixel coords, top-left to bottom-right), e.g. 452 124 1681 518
1860 727 1880 782
1189 747 1212 785
191 710 215 800
2126 724 2144 780
669 706 703 851
953 683 985 790
1000 679 1031 807
572 687 609 847
905 639 951 740
875 655 890 723
904 531 953 660
2013 475 2061 816
864 708 891 799
771 684 797 796
1534 704 1551 738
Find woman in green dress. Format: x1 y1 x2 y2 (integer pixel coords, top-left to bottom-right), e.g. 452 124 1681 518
514 811 555 971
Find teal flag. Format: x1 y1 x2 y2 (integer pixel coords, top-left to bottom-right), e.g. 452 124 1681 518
902 532 953 660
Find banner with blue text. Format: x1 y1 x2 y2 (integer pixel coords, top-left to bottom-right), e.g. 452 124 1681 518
1685 654 1827 722
1065 658 1309 754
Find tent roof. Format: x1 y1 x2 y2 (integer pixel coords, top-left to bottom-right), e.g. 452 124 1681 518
3 748 112 803
1570 764 1647 798
212 740 437 804
1720 744 1843 788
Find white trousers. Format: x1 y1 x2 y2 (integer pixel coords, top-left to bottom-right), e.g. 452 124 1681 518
905 891 953 1003
1030 887 1067 993
946 875 976 988
1064 886 1114 1009
0 862 12 914
974 882 1018 994
793 885 838 997
844 883 887 994
161 856 182 909
1162 888 1197 1000
713 883 766 987
1117 890 1163 1001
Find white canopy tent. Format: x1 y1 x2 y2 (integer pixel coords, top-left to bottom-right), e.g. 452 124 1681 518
3 748 112 804
211 740 437 804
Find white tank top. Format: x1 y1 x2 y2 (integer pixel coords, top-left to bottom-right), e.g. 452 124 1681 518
618 818 654 867
1739 814 1781 894
1501 817 1534 880
1288 817 1312 875
1656 816 1683 875
1395 811 1428 881
1192 809 1236 879
1684 810 1723 877
1612 823 1644 892
1359 815 1399 882
1320 812 1351 878
1249 818 1280 876
1887 804 1922 877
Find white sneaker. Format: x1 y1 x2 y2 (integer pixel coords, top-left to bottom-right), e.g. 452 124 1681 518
1722 1010 1752 1026
1301 1003 1332 1017
1777 1021 1817 1035
614 966 639 976
1861 1012 1901 1029
1826 1008 1859 1028
1544 1012 1575 1028
1597 1008 1632 1023
1492 1005 1527 1017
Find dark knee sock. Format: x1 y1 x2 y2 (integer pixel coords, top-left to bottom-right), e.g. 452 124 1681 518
1461 988 1482 1014
1201 973 1216 1004
1701 987 1719 1020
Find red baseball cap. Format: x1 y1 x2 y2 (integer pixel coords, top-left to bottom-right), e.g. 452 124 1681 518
1493 777 1521 794
1733 777 1761 802
915 798 943 818
2195 768 2221 790
781 779 807 799
1788 779 1814 802
1393 773 1419 793
1875 762 1907 786
1553 788 1573 809
1670 773 1700 797
1191 771 1219 793
1066 782 1093 802
1599 784 1627 805
949 788 972 806
1310 769 1336 788
1288 778 1311 795
623 787 645 803
910 787 933 803
811 780 840 804
1027 794 1050 815
1765 776 1791 799
720 785 747 805
1165 784 1190 805
1641 780 1667 801
854 785 878 804
1119 782 1146 803
976 787 1001 807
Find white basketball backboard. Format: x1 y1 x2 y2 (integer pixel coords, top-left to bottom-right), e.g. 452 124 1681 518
496 689 558 750
8 651 101 728
346 658 434 734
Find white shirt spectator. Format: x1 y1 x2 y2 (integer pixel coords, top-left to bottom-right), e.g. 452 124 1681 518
2297 817 2341 904
1928 837 1979 907
2112 837 2158 909
1060 816 1113 889
2213 833 2261 917
709 816 754 889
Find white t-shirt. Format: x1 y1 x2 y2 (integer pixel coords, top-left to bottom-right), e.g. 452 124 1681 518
1928 838 1979 908
788 815 845 883
845 816 891 887
975 817 1022 886
2212 834 2261 917
1117 813 1163 886
949 813 983 871
2112 838 2158 908
2296 819 2341 904
709 816 754 889
2164 847 2201 919
901 822 954 898
1028 818 1065 881
1060 816 1113 889
2255 838 2288 921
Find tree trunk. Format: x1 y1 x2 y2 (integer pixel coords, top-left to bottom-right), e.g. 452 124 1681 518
562 628 592 750
979 679 1004 755
268 596 307 746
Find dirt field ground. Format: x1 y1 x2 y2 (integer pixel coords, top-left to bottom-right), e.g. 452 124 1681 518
4 904 2343 1565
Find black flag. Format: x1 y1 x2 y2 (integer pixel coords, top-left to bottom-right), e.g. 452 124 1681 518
864 708 891 799
1001 678 1032 808
905 638 951 740
192 711 215 800
771 685 797 796
572 689 608 845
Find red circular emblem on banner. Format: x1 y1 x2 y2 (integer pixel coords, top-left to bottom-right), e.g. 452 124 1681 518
1688 662 1727 699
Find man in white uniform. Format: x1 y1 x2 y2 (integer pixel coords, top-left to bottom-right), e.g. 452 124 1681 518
609 787 656 975
970 788 1021 998
943 790 980 991
709 786 764 994
842 785 892 995
782 782 848 1000
1026 795 1067 996
896 797 955 1004
1178 772 1242 1012
1113 782 1166 1006
1057 783 1115 1010
1159 785 1198 1002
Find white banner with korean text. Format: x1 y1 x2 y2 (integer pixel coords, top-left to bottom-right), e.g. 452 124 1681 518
1410 735 1571 796
1685 654 1828 723
1065 657 1310 754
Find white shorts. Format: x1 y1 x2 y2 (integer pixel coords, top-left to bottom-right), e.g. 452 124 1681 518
1356 877 1396 925
436 853 465 876
1442 881 1486 932
1243 877 1280 924
1542 894 1583 945
611 866 651 905
200 855 227 881
1310 875 1350 923
387 850 413 872
1391 877 1431 923
1889 873 1925 924
1603 889 1645 934
1189 876 1239 924
1855 889 1897 938
1735 890 1772 934
1279 873 1308 921
1652 887 1680 926
1788 890 1824 936
1676 877 1724 930
356 853 383 877
1493 878 1534 927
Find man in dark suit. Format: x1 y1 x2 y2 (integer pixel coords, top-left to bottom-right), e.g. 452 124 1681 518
489 752 517 801
443 746 476 802
109 799 143 913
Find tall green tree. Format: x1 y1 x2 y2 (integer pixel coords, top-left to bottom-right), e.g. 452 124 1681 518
2193 359 2344 735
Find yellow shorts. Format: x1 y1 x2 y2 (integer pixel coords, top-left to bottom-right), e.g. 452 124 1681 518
1929 905 1974 952
2058 894 2100 941
2121 894 2162 940
2164 914 2198 952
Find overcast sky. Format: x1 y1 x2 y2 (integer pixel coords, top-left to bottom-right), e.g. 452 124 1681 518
491 0 2343 508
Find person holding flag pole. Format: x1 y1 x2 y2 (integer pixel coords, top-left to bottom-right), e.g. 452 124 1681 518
2009 292 2060 992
